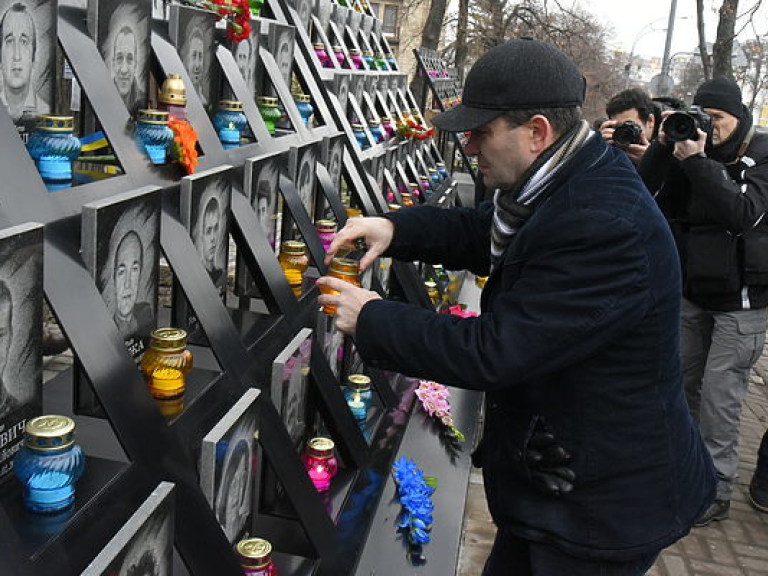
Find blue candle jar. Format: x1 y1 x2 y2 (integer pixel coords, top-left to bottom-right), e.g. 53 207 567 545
26 116 81 189
344 374 372 421
368 119 385 144
429 167 440 187
386 52 397 70
14 415 85 514
293 93 314 126
362 50 375 69
135 109 174 164
351 123 369 150
436 161 448 180
213 100 247 149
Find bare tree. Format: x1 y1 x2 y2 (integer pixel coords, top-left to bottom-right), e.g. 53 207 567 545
712 0 739 77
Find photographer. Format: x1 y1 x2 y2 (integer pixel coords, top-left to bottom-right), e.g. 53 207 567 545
598 88 656 165
638 77 768 527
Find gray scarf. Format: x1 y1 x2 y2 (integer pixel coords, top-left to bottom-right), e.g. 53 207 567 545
490 120 592 267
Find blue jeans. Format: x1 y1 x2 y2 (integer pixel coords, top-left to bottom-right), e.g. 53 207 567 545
481 528 659 576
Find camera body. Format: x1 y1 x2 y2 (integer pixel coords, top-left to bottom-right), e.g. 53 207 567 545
665 105 712 142
612 121 643 149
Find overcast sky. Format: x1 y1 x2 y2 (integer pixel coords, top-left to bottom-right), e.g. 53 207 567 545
573 0 765 60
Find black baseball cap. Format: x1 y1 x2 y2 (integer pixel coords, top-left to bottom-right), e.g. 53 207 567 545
431 38 586 133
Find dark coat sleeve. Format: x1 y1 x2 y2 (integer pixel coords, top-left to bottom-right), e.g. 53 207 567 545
681 153 768 233
382 201 494 276
355 204 653 391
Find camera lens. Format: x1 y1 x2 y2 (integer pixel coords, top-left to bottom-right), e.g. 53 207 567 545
665 112 698 142
612 121 642 149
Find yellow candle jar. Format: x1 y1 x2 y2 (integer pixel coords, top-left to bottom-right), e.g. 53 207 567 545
140 328 193 400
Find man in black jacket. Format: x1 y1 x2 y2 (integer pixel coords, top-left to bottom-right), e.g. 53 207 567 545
319 39 714 575
639 77 768 527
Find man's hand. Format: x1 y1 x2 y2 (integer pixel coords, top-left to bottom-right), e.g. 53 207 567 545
325 217 394 272
673 129 707 161
317 276 381 334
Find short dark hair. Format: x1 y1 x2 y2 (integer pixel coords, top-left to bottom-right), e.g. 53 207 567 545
606 88 655 123
0 3 37 62
504 107 583 138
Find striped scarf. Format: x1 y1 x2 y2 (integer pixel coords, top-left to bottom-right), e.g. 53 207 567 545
490 120 592 267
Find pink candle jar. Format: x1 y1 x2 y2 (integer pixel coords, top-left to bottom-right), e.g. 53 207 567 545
380 116 395 139
332 46 347 68
349 48 364 70
302 437 338 493
237 537 278 575
315 219 337 252
313 42 333 68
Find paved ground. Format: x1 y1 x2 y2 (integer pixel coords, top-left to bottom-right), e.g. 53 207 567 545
456 343 768 576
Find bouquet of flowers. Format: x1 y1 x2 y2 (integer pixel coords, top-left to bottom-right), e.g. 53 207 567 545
392 457 437 548
169 118 199 174
176 0 256 42
395 116 434 141
415 380 465 442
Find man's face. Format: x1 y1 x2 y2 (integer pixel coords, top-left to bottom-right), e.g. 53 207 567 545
235 41 251 83
201 206 220 269
187 35 205 86
278 38 292 82
610 108 654 141
2 10 34 92
114 234 142 319
0 298 11 376
465 116 535 190
298 160 312 209
704 107 739 147
112 29 137 98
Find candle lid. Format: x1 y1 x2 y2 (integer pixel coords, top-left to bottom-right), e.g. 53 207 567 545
332 45 343 52
281 240 306 255
25 415 76 451
36 115 74 132
315 219 337 232
257 96 279 107
428 167 437 173
236 537 272 567
307 437 335 458
368 118 381 126
219 100 243 112
159 74 187 106
137 109 170 125
347 374 371 391
149 328 188 352
349 48 361 54
388 203 401 211
436 161 445 166
362 50 373 56
380 116 391 122
402 191 413 198
351 123 365 131
313 42 326 49
293 93 312 103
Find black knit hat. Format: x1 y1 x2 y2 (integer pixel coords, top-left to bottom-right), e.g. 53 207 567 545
431 38 586 133
693 77 743 118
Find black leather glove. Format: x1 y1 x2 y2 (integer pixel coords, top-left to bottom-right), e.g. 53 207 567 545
513 416 575 497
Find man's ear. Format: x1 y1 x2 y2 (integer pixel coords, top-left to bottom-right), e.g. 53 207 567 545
527 115 555 154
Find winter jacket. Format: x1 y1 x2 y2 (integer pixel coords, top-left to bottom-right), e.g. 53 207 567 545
355 134 715 560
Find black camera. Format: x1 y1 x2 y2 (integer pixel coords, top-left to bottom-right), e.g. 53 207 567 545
665 105 712 142
612 121 643 149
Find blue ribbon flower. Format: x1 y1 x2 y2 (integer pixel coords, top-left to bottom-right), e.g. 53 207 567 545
392 457 438 548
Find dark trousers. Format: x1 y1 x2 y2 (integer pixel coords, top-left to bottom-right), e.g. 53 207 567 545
756 430 768 482
481 528 659 576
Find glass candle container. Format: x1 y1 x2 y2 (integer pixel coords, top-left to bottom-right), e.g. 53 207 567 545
401 191 415 208
313 42 333 68
436 161 448 180
26 116 81 189
237 537 278 576
140 328 194 400
278 240 309 297
475 275 488 289
425 280 440 306
380 116 395 139
349 48 364 70
428 167 440 186
351 123 368 150
387 203 402 212
419 174 431 196
386 52 397 70
320 257 361 316
293 93 314 126
14 415 85 514
332 46 347 68
158 73 188 120
257 96 281 135
344 374 372 421
315 219 337 252
250 0 264 17
344 206 363 219
362 50 375 69
301 437 338 493
213 100 247 150
374 52 388 70
368 119 385 144
135 109 174 165
410 181 422 200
